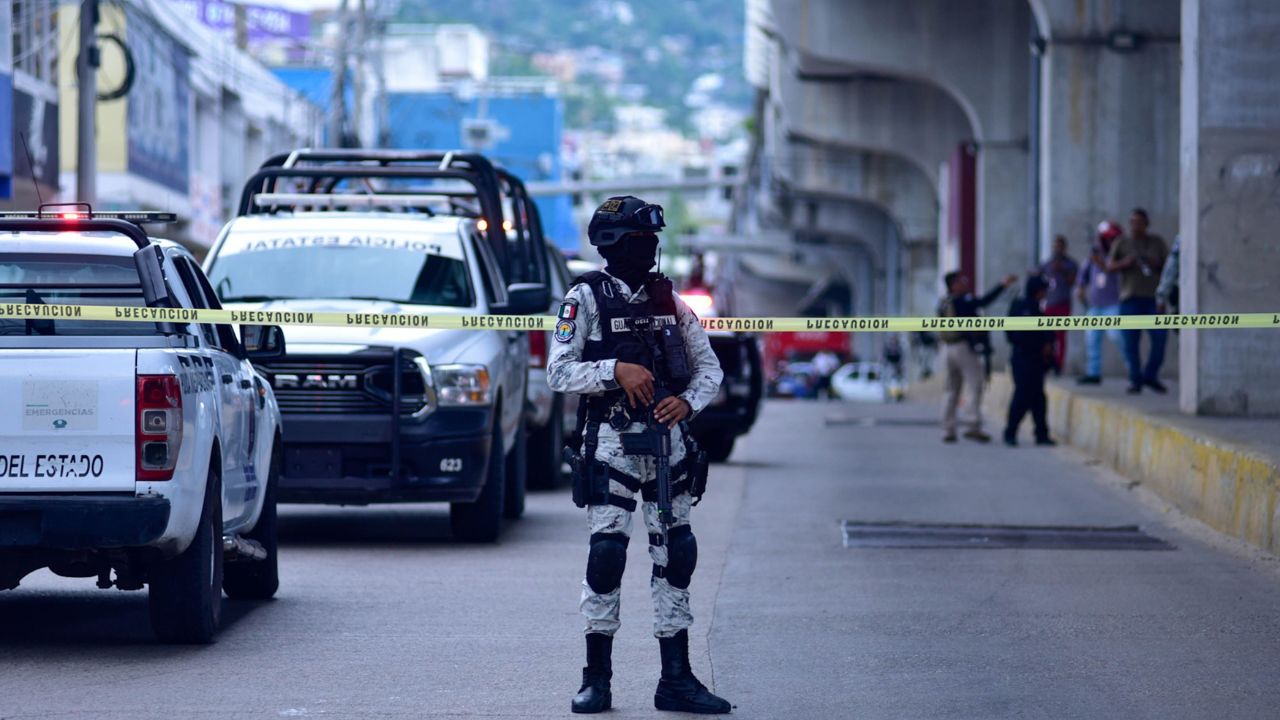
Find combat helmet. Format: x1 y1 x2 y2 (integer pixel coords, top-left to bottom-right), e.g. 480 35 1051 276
587 196 666 247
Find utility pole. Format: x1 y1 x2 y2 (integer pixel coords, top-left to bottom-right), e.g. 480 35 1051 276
76 0 100 204
328 0 350 146
375 3 390 147
353 0 368 147
234 3 249 51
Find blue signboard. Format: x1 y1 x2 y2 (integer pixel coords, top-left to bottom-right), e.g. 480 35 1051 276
126 7 191 193
385 90 577 248
271 67 353 146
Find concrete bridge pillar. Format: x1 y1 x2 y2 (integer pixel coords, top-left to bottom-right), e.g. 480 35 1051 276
1179 0 1280 416
1033 0 1181 260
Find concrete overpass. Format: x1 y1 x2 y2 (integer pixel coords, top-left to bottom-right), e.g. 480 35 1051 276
738 0 1280 417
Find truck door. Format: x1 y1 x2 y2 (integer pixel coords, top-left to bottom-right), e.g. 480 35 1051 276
472 233 525 440
174 258 255 524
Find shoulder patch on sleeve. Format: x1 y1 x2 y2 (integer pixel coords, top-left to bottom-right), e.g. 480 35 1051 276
554 319 577 343
557 300 578 320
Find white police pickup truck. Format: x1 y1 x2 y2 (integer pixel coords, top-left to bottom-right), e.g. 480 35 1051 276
0 209 284 644
204 211 545 542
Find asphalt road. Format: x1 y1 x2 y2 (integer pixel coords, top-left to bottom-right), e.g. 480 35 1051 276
4 397 1280 719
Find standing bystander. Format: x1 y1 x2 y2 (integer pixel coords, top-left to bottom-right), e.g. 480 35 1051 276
937 271 1018 443
1039 235 1077 374
1003 275 1056 446
1075 221 1125 385
1107 208 1169 394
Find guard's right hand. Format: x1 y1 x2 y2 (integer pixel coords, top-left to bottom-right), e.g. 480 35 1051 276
614 361 655 408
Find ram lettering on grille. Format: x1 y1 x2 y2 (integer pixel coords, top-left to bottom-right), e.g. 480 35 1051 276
272 373 359 390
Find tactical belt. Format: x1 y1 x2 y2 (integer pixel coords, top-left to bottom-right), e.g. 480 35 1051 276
580 394 694 513
587 464 691 513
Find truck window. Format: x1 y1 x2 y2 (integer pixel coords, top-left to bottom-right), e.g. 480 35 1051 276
207 230 475 308
190 263 245 356
0 253 159 336
471 232 508 307
171 257 220 347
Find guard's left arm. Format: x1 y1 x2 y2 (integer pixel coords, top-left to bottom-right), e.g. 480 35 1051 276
673 294 725 417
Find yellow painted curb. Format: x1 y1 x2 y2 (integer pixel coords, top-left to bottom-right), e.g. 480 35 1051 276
986 375 1280 554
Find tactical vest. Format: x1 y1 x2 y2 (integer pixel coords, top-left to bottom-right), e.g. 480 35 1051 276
575 271 691 400
567 272 703 511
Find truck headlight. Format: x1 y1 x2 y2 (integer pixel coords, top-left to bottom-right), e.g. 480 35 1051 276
432 364 493 406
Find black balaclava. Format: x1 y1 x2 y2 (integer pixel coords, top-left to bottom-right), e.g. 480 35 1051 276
601 232 660 292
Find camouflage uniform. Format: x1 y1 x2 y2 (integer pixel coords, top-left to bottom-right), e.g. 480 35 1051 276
547 271 723 638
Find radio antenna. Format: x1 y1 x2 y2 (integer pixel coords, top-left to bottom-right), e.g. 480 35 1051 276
18 133 45 205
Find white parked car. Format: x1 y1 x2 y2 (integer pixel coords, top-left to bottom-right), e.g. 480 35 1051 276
831 362 906 403
0 210 284 644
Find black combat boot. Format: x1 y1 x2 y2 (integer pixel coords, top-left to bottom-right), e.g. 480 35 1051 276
654 630 732 714
572 633 613 714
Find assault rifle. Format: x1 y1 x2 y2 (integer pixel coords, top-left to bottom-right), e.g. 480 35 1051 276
619 313 690 527
621 385 677 526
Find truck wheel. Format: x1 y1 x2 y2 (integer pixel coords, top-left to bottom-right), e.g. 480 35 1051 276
702 432 737 463
450 419 506 542
223 446 280 601
527 395 565 490
149 461 224 644
504 416 527 519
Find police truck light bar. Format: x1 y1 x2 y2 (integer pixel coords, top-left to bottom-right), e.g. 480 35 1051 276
0 209 177 224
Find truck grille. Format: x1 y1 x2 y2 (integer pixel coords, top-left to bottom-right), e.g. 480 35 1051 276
257 351 430 415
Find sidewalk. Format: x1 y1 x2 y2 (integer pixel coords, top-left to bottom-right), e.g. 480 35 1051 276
986 374 1280 555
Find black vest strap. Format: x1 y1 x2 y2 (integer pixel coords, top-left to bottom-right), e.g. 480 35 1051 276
607 493 637 512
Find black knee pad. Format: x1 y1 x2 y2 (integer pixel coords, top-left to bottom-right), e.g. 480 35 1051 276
586 532 629 594
664 525 698 589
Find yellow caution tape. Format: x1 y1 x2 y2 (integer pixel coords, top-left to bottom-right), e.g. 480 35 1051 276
0 302 1276 333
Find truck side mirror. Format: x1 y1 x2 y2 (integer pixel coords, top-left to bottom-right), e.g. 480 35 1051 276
242 325 286 359
132 245 172 308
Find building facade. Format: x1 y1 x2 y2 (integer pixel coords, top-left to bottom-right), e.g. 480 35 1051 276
56 0 322 248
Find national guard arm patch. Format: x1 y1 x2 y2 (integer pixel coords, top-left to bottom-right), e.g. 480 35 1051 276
557 301 578 320
554 319 577 343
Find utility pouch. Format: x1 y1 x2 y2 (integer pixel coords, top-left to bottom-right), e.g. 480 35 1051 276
584 459 612 507
565 446 587 508
567 445 614 508
661 325 691 381
688 449 710 505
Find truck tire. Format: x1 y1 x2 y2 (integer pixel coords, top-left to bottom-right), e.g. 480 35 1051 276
504 415 527 519
223 446 280 601
149 461 223 644
702 432 736 463
526 395 565 490
450 418 506 542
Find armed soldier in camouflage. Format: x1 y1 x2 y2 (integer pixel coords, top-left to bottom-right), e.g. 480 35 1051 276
548 196 729 715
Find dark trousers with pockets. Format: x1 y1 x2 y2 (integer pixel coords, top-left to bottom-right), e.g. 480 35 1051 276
1005 354 1049 441
1120 296 1168 386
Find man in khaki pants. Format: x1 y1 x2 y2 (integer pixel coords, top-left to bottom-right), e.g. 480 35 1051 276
937 271 1017 443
